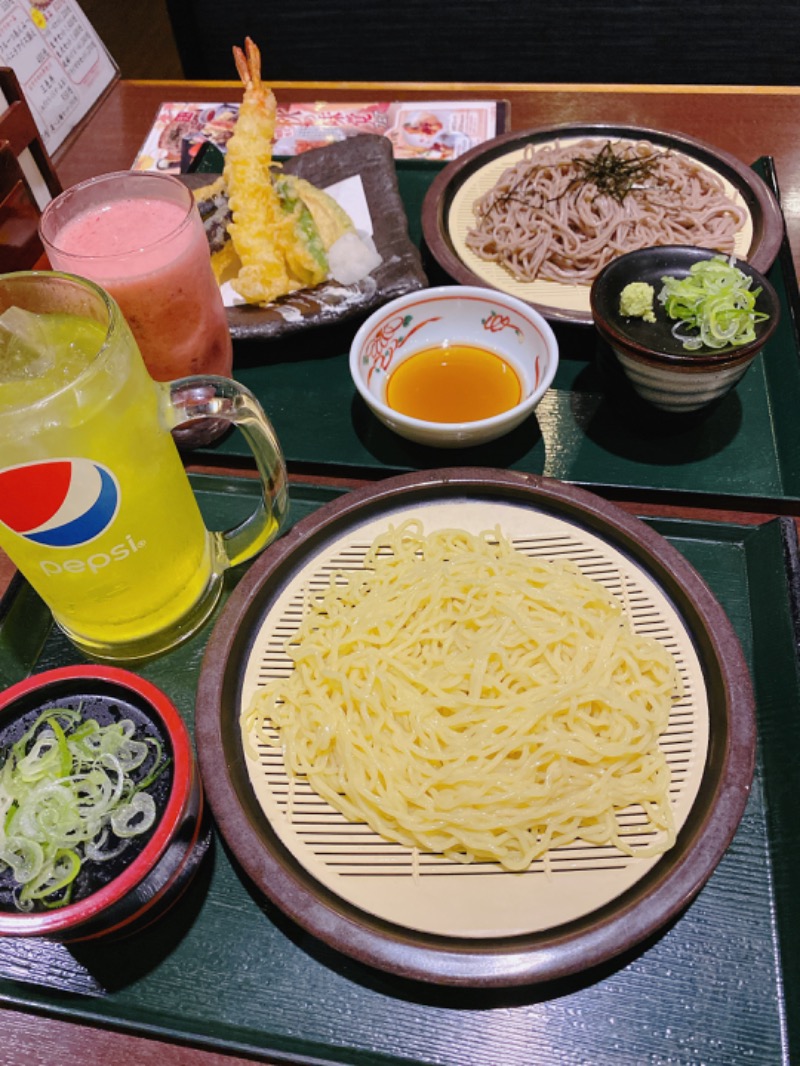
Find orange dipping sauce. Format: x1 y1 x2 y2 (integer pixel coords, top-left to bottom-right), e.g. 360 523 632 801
386 344 522 423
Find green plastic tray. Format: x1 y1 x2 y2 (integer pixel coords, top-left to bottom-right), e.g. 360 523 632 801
199 158 800 509
0 474 797 1066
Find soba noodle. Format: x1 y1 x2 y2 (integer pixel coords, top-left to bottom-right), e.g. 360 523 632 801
465 138 748 285
243 521 679 871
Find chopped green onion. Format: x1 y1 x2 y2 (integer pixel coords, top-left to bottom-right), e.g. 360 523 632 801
111 793 156 838
2 837 43 884
136 737 168 791
658 255 769 351
20 847 80 907
84 826 129 863
0 707 170 911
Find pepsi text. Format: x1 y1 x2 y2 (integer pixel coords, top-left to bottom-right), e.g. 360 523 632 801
38 534 147 577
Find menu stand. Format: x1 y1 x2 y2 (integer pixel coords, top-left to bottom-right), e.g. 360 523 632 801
0 67 62 272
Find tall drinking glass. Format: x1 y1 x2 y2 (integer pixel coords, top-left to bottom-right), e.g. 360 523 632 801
0 271 288 661
39 170 231 448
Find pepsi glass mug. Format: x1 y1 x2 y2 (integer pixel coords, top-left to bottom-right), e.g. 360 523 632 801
0 271 289 661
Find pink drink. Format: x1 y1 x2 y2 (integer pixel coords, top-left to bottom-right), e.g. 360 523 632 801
39 172 233 444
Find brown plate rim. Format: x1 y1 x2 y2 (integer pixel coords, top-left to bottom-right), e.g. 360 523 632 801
195 469 756 987
421 122 785 326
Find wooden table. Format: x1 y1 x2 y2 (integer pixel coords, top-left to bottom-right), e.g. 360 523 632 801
2 78 800 1065
54 80 800 279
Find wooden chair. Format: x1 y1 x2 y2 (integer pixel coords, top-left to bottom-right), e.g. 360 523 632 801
165 0 800 86
0 69 62 272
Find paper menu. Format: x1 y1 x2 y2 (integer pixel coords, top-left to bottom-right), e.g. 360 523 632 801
0 0 118 155
133 101 240 173
274 100 501 160
133 99 505 172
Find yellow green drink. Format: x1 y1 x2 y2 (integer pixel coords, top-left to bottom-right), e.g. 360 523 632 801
0 272 288 660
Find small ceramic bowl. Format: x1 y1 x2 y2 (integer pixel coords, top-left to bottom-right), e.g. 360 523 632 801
590 246 780 413
0 665 209 942
349 285 559 447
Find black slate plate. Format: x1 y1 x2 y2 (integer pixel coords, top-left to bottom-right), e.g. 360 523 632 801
186 133 427 342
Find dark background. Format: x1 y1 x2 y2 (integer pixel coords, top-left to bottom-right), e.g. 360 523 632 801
80 0 183 79
80 0 799 86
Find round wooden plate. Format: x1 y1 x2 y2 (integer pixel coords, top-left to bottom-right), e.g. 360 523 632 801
195 469 756 986
422 123 784 326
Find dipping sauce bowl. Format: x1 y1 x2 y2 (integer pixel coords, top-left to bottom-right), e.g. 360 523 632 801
349 285 559 447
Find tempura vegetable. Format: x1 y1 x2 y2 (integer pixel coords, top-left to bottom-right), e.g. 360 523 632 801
220 37 359 304
193 37 378 306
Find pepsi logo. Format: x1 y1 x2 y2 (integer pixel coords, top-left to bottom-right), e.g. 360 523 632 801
0 459 120 548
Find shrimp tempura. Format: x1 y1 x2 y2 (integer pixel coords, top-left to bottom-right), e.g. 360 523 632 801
224 38 297 304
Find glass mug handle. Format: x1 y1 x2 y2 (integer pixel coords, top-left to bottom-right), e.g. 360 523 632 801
162 376 290 567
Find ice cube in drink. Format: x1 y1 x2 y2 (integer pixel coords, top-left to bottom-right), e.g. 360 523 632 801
0 308 105 405
0 306 55 380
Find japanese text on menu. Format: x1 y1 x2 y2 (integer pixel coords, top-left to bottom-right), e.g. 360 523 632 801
0 0 117 153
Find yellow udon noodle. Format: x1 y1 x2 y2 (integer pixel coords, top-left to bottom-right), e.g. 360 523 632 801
465 138 748 285
242 522 680 871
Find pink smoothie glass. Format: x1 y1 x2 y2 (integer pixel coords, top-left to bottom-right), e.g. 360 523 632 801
39 170 232 448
